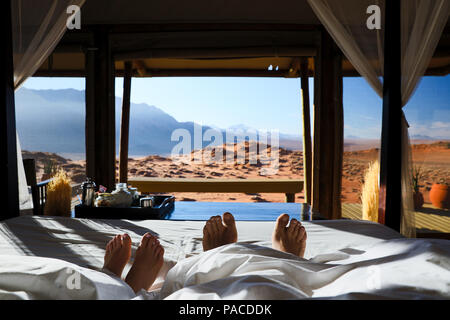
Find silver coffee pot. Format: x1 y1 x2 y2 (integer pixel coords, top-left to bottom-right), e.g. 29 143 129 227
80 178 96 207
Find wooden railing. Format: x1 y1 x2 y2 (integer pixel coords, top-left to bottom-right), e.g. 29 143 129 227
128 178 304 203
30 179 51 215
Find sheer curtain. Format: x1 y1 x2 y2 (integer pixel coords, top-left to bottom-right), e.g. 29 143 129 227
11 0 86 212
307 0 450 237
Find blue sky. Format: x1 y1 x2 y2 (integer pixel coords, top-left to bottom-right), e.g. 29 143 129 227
21 74 450 139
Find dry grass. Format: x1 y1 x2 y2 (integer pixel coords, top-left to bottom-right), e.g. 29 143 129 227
44 169 72 217
361 160 379 222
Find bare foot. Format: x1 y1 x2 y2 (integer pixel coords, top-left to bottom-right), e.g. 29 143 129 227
125 233 164 293
103 234 132 278
202 212 238 251
272 214 307 258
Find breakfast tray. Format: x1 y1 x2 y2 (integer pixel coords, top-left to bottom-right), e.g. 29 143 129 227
74 195 175 220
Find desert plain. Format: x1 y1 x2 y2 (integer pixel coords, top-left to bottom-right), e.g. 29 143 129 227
23 140 450 205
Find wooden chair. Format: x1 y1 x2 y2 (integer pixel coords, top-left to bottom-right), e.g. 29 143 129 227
23 159 51 216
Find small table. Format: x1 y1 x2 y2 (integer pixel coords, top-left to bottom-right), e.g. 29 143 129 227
165 201 321 221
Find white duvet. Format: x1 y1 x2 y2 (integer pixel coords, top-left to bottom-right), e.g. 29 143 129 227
156 239 450 299
1 238 449 300
0 255 135 300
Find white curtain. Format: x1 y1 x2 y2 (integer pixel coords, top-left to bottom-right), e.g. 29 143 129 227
307 0 450 237
11 0 86 212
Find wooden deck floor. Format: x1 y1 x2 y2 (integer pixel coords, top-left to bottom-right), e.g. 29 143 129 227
342 203 450 237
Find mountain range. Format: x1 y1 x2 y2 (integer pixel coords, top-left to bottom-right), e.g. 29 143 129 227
15 88 303 158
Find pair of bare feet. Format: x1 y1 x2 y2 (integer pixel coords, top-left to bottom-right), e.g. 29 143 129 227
103 212 307 293
202 212 307 257
103 232 164 294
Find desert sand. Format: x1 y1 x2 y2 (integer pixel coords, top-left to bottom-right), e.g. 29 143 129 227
23 140 450 205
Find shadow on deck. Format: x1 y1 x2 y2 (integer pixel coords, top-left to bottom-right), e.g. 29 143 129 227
342 203 450 239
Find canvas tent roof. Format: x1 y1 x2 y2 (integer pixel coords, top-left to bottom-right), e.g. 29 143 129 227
33 0 450 78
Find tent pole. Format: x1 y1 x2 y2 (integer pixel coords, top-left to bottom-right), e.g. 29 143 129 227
300 57 312 205
85 28 116 191
119 62 132 184
378 0 402 232
0 0 20 220
312 29 343 220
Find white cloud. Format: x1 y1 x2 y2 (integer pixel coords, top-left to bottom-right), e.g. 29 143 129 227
409 121 450 139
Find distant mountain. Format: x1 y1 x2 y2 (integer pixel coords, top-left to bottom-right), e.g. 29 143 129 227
15 88 302 157
345 135 361 140
410 134 437 141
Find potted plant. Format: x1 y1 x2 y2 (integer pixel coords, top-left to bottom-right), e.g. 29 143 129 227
41 159 57 181
411 166 424 210
430 178 450 209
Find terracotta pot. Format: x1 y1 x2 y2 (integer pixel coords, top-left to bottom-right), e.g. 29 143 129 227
413 191 424 211
429 184 450 209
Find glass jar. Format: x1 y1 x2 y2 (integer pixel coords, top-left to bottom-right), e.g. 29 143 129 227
128 187 139 201
111 183 133 208
95 193 114 207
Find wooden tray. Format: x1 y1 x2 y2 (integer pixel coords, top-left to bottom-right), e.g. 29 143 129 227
74 195 175 220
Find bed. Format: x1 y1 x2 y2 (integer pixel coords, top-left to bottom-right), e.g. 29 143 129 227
0 215 449 299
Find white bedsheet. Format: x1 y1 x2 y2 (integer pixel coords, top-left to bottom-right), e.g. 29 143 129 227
156 240 450 300
0 255 134 300
0 216 448 299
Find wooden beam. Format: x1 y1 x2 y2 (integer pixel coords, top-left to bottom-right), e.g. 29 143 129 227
33 68 315 78
119 61 132 183
106 23 320 34
133 60 147 77
128 178 303 195
136 69 295 78
0 0 19 220
115 46 316 61
311 30 344 220
85 28 116 191
300 57 312 205
378 0 402 232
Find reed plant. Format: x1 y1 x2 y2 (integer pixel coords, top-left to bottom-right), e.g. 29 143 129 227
361 160 379 222
44 169 72 217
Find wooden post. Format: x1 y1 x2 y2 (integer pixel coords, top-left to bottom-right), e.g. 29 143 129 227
300 57 312 205
119 62 132 183
378 0 402 232
312 30 344 220
85 46 96 182
285 193 296 203
85 28 116 191
0 0 20 220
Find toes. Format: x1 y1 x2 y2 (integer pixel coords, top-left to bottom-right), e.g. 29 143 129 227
122 234 132 247
287 219 298 234
116 235 124 248
156 245 164 257
206 219 214 235
216 216 225 232
111 235 120 249
223 212 235 227
294 224 302 239
141 233 153 248
212 216 222 233
275 213 290 231
298 226 306 241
